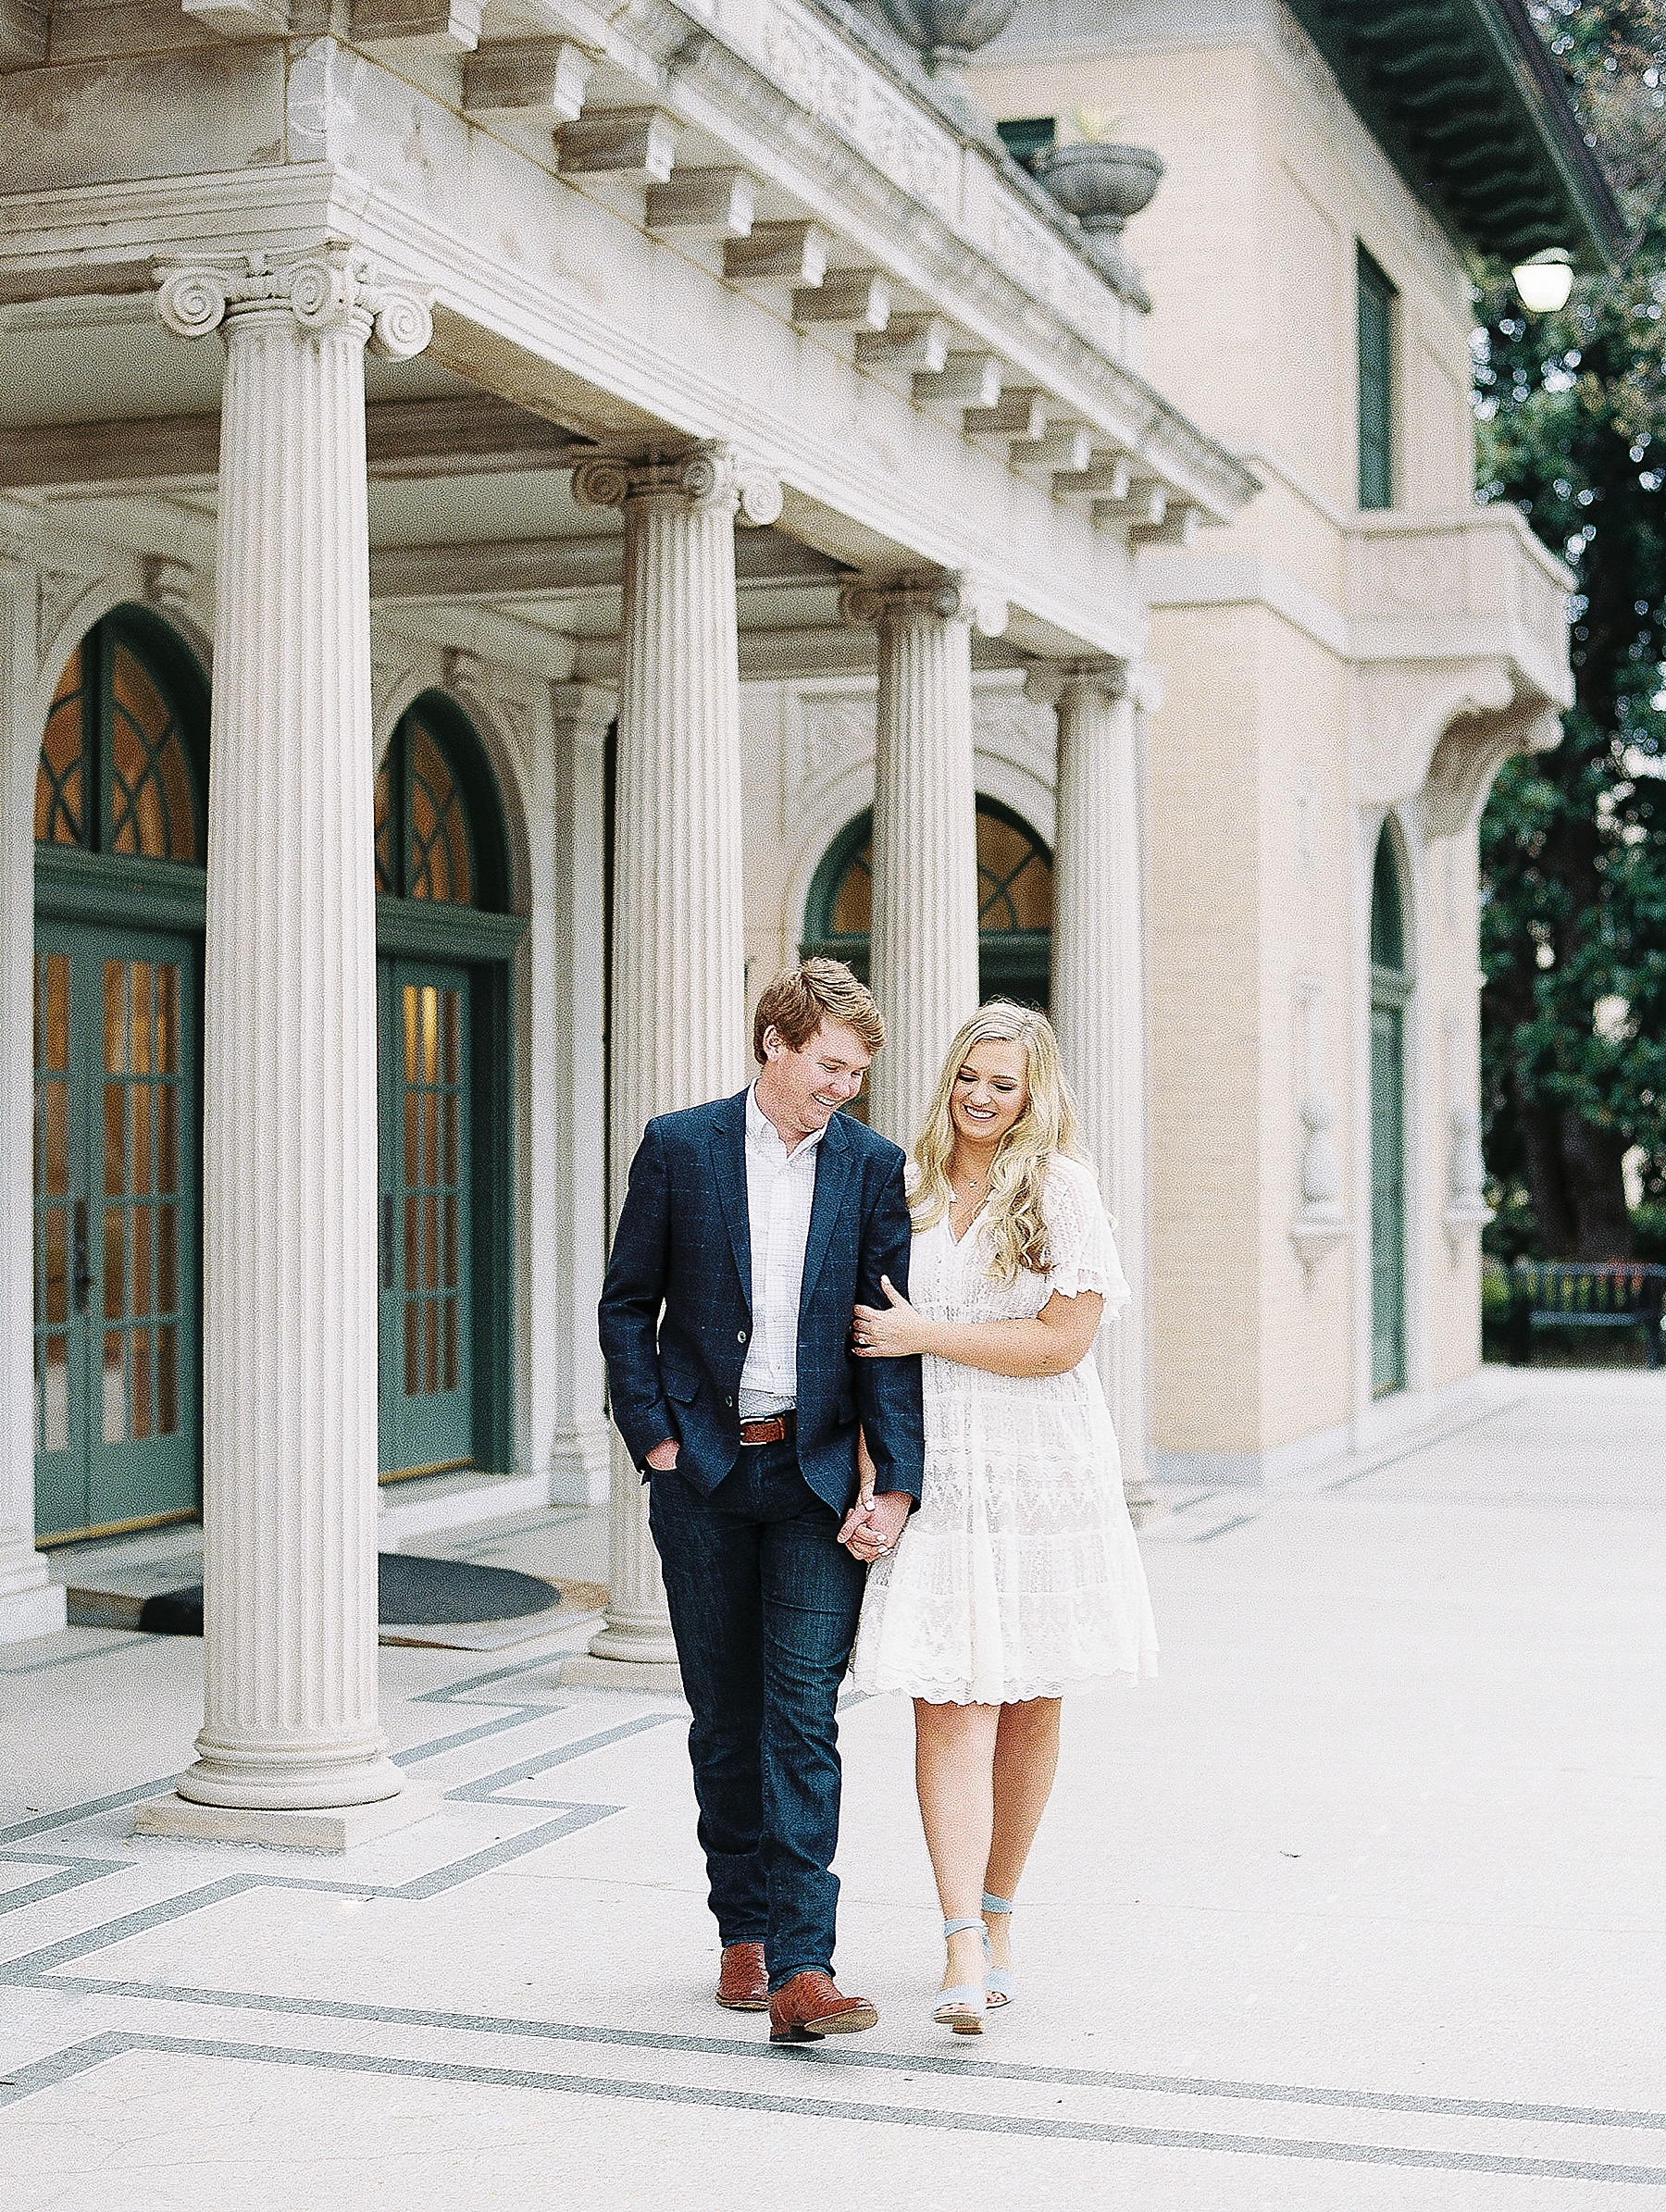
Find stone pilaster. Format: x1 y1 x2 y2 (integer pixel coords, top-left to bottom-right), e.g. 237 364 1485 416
567 445 778 1682
145 249 437 1819
0 498 67 1643
840 574 1004 1148
1030 660 1158 1520
546 682 614 1505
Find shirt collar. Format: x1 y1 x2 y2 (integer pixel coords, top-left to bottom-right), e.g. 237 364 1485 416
746 1081 826 1160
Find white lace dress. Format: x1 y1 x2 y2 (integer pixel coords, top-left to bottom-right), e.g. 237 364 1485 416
850 1156 1158 1705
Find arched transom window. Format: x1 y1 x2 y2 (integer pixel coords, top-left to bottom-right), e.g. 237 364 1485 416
375 696 508 911
36 618 204 864
803 797 1053 1009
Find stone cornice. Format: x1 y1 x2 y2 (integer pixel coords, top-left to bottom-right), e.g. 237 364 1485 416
0 167 1144 653
330 2 1256 519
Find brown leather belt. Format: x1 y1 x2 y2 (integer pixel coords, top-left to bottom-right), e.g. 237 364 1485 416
739 1412 795 1447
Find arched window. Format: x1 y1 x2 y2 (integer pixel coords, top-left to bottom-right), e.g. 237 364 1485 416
1369 821 1411 1398
375 693 509 912
31 612 208 1547
1371 823 1407 975
35 614 205 864
802 797 1053 1009
372 691 518 1486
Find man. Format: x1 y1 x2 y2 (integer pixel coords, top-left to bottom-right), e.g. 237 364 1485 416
599 958 924 2044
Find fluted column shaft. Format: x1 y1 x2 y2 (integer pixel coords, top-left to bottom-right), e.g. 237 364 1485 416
0 501 66 1641
576 447 778 1668
845 576 1001 1148
544 684 615 1505
1044 665 1153 1510
156 252 431 1806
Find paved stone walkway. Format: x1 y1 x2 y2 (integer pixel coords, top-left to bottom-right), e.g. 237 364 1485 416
3 1368 1663 2209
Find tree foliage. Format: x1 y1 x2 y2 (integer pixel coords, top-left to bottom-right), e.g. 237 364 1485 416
1475 1 1666 1258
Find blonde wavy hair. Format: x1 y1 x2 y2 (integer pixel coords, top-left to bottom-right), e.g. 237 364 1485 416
910 1002 1091 1283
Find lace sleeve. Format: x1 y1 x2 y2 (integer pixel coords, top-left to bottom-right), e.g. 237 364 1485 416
1043 1161 1131 1316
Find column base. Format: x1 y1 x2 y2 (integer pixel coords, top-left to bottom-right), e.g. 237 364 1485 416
175 1743 407 1812
556 1651 685 1694
0 1577 68 1646
132 1778 443 1852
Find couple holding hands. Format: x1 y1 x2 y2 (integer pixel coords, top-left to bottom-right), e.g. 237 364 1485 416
599 959 1156 2043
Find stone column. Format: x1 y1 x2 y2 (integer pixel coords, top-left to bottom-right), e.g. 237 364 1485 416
0 499 67 1643
546 682 615 1505
565 445 778 1686
1031 661 1157 1519
840 574 1004 1148
140 250 440 1836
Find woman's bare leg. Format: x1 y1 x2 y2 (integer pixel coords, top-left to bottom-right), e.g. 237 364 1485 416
983 1696 1063 1971
914 1698 1001 1996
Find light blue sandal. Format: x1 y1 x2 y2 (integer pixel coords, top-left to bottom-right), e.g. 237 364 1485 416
982 1892 1016 2009
933 1917 988 2034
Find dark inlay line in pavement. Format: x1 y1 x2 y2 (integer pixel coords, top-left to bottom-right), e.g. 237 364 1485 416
1 2033 1662 2186
42 1977 1666 2138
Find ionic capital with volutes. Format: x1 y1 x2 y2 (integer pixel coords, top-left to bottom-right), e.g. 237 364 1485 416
1025 656 1129 711
154 245 433 360
839 569 1008 638
569 441 782 527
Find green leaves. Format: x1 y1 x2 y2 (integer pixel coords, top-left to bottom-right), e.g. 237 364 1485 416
1477 4 1666 1251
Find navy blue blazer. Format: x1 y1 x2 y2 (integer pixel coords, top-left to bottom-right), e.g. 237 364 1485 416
598 1089 925 1516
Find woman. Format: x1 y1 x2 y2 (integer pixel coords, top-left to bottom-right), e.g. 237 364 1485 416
844 1002 1157 2033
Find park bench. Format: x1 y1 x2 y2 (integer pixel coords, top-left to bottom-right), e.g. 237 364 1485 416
1505 1261 1666 1368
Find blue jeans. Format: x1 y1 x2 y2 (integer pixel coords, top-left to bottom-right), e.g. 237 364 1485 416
648 1438 867 1991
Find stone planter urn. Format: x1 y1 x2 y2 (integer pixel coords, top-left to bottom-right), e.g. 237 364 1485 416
1031 141 1165 241
869 0 1019 75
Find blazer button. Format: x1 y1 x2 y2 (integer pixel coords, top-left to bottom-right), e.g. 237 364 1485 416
738 1329 748 1343
725 1395 734 1408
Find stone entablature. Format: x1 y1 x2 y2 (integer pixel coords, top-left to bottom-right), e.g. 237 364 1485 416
0 0 1255 541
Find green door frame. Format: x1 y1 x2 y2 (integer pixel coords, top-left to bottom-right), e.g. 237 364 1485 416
1370 973 1410 1398
1368 822 1411 1399
371 703 524 1483
32 917 203 1541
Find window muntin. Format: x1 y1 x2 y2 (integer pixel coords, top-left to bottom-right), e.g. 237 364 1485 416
34 623 201 864
812 800 1054 951
376 699 505 910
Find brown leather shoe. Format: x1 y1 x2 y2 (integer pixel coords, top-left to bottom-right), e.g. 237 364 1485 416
768 1970 879 2043
715 1942 769 2011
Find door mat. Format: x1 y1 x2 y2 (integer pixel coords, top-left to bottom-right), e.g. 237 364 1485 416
126 1555 562 1638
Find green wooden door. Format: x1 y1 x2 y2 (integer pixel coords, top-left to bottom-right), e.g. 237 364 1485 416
378 959 474 1477
33 923 199 1539
1370 996 1407 1398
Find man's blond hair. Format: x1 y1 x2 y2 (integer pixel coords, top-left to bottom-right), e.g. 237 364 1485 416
752 958 885 1064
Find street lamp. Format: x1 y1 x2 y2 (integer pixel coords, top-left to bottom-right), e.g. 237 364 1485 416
1512 247 1573 313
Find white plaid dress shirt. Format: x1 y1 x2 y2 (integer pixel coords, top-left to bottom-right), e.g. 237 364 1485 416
738 1083 824 1419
